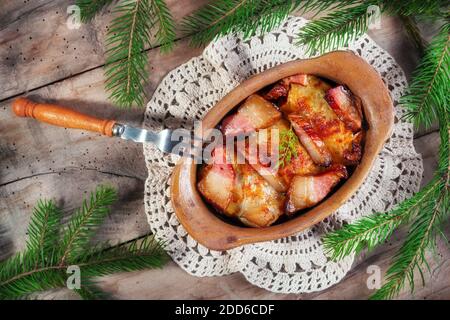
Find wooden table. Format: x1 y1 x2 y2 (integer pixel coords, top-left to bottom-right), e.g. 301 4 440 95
1 0 448 299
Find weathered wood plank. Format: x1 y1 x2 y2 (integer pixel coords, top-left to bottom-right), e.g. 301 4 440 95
0 38 203 260
0 169 146 261
0 0 208 100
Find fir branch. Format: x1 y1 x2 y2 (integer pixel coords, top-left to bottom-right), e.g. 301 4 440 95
104 0 154 108
322 179 441 261
181 0 359 47
104 0 175 108
75 278 111 300
76 0 116 22
401 24 450 128
382 0 446 17
59 186 117 265
296 2 373 55
26 200 61 255
370 178 448 299
150 0 176 52
0 186 168 300
296 0 447 56
0 251 65 300
77 235 168 277
181 0 260 46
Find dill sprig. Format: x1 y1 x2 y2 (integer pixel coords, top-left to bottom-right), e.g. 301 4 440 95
276 127 299 168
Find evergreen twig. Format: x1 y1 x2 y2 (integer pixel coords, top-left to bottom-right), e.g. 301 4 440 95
401 24 450 128
59 185 117 264
323 24 449 299
0 186 168 300
322 179 440 261
296 2 372 55
76 0 116 22
78 0 176 108
26 200 61 256
181 0 360 46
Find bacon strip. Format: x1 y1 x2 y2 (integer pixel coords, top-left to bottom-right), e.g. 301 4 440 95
289 115 332 167
222 94 281 136
197 145 236 213
285 165 347 215
283 74 308 86
264 83 288 101
325 86 362 132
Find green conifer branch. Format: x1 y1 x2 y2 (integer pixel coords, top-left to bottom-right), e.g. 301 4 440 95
298 3 372 55
76 0 176 108
370 174 448 300
323 25 449 298
26 200 61 255
181 0 361 46
401 24 450 128
0 186 167 300
76 236 168 277
76 0 116 22
59 186 117 265
151 0 176 52
322 179 441 261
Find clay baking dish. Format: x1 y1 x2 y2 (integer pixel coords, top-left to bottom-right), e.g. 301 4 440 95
171 51 394 251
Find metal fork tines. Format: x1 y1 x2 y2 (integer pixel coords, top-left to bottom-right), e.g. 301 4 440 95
112 123 207 158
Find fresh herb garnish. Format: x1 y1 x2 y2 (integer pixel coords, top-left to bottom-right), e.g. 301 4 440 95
277 127 299 169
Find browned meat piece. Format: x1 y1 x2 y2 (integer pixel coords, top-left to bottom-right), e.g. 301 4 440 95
264 83 288 101
198 145 285 227
285 165 348 215
281 81 362 165
324 85 362 132
283 74 308 86
288 115 332 167
197 146 235 214
234 164 285 227
221 94 281 136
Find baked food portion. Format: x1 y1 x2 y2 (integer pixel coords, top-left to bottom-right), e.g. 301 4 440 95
221 94 281 136
281 76 362 165
198 74 364 227
285 165 347 215
197 145 285 227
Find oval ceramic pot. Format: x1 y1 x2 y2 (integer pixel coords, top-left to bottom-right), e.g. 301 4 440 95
171 51 394 251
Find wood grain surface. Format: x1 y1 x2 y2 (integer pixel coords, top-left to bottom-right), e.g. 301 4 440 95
0 0 447 299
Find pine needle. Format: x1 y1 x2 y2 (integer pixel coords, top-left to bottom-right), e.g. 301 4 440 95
296 2 373 55
401 24 450 128
76 0 116 22
26 200 61 255
0 251 65 300
78 235 168 277
0 185 168 300
370 178 448 300
59 185 117 264
151 0 176 53
104 0 175 108
181 0 359 47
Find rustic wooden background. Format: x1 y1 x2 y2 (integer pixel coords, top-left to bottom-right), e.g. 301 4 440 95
0 0 448 299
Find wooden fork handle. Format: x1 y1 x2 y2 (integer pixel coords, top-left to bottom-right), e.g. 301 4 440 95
12 97 116 136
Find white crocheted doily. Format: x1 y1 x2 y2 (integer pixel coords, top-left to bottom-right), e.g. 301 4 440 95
143 16 423 293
